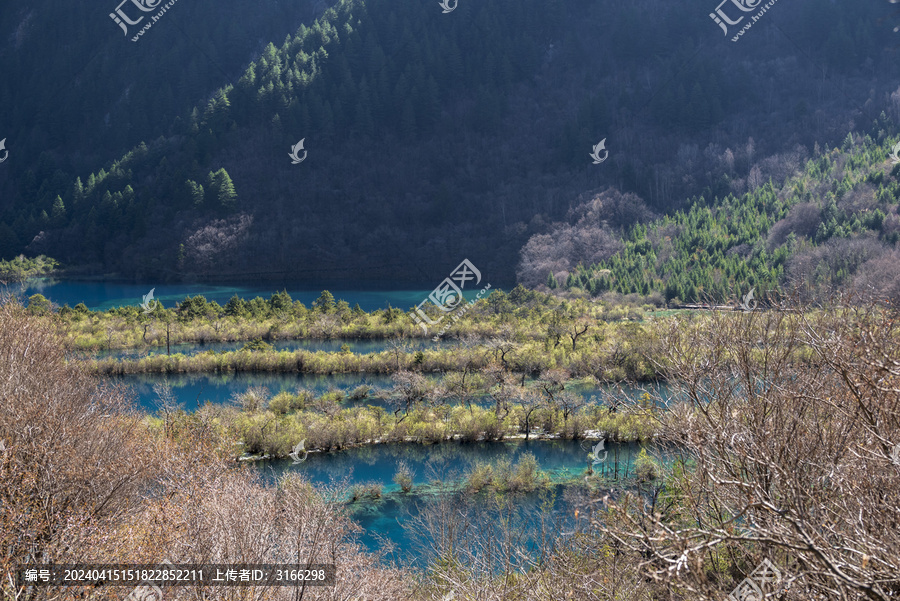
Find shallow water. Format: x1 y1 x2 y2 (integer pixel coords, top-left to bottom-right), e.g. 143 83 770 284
111 371 670 412
110 372 401 411
255 439 652 561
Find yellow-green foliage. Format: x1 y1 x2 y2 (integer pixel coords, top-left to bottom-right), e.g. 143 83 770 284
393 462 414 493
59 291 667 382
633 448 662 482
154 386 663 460
465 452 549 493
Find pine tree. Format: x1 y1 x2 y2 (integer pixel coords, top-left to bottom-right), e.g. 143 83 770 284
186 180 205 207
207 169 238 212
51 196 66 227
313 290 336 312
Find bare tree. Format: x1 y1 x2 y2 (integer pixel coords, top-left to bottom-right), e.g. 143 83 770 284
597 300 900 600
567 315 591 351
389 370 428 421
0 300 411 601
486 327 518 370
153 379 183 439
485 363 519 424
519 388 547 440
0 301 163 597
386 334 412 372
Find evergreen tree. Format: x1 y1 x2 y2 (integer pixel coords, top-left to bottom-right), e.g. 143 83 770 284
50 197 66 227
313 290 336 312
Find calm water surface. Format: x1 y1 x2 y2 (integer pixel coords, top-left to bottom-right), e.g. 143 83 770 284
91 337 449 360
113 372 669 412
13 278 496 312
111 372 403 411
255 439 653 561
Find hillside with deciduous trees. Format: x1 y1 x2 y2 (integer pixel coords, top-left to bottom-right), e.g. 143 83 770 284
523 133 900 305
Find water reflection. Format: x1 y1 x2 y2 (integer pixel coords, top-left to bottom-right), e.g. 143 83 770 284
89 337 448 361
111 371 670 412
110 372 401 411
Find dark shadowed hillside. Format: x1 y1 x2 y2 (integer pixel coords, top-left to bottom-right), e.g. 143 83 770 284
1 0 898 283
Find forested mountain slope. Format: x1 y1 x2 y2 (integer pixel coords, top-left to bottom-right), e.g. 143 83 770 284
1 0 897 282
0 0 330 216
525 131 900 305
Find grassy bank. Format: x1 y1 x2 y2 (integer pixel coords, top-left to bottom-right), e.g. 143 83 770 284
148 385 662 459
87 335 662 381
43 286 649 352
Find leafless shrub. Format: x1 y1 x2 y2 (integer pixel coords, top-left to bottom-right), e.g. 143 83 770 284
389 371 429 419
0 300 164 597
597 300 900 600
853 249 900 305
408 490 654 600
0 300 410 600
766 202 821 249
786 235 887 300
181 214 253 273
517 188 644 287
231 385 270 413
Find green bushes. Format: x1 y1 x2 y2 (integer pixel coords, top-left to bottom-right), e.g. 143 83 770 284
0 255 57 281
465 453 548 494
59 290 669 384
153 380 663 460
633 448 661 482
350 483 383 502
240 337 273 352
269 389 314 415
348 385 371 400
393 462 414 493
466 462 496 492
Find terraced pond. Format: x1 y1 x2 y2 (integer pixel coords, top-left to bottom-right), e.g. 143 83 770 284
111 371 670 411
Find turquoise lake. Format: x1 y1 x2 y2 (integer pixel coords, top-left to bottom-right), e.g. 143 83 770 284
89 336 449 361
11 278 501 312
110 371 669 412
23 279 667 562
256 439 655 562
